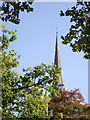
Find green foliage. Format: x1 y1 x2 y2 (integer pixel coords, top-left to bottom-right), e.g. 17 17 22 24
1 1 89 119
1 1 34 24
1 25 17 50
1 25 61 119
14 63 61 118
15 88 50 118
1 1 60 119
2 26 21 118
60 1 90 59
49 88 90 119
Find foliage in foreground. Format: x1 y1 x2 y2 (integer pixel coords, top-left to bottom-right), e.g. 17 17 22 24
2 25 89 119
1 25 60 119
49 89 90 119
60 1 90 59
1 1 89 119
1 1 34 24
2 26 89 119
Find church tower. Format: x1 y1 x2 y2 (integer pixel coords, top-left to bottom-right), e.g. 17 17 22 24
54 31 65 92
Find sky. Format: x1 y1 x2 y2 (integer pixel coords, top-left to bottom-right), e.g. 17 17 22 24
3 2 88 103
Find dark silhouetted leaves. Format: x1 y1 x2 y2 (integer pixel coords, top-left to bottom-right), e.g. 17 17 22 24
60 1 90 59
1 1 34 24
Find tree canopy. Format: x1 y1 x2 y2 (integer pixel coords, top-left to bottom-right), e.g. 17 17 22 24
1 1 89 119
1 25 61 119
1 1 33 24
60 1 90 59
49 89 90 119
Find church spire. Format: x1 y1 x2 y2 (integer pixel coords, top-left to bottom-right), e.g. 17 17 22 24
54 31 65 92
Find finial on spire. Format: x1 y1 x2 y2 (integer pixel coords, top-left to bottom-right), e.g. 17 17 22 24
56 28 58 36
56 28 58 32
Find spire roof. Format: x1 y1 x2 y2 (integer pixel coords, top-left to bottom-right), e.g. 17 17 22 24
54 31 61 68
54 32 65 92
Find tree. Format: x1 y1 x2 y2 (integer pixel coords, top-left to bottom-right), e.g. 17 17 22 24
12 64 61 119
1 25 21 119
1 1 59 119
1 25 61 119
60 1 90 59
49 88 90 119
1 1 34 117
1 1 89 119
1 1 34 24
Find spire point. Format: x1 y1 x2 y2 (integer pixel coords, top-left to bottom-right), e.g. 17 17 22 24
54 30 65 92
56 28 58 37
